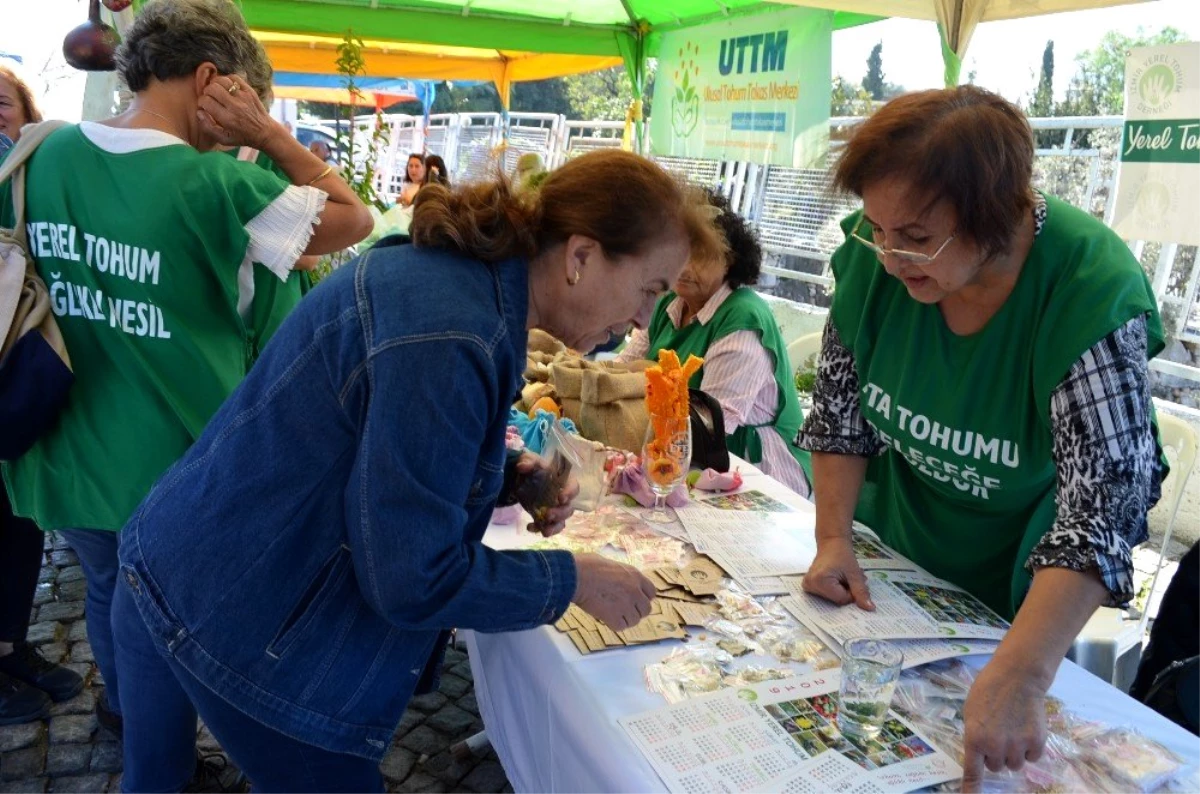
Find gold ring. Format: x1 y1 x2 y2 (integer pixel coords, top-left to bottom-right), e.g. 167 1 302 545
227 82 240 94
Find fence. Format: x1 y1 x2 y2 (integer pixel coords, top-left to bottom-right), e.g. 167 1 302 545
321 111 1200 383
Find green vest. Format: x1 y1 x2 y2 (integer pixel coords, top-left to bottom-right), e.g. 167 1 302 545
647 288 811 477
830 194 1164 618
222 148 310 354
1 125 289 530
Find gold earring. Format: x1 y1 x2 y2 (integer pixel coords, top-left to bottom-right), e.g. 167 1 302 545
568 271 581 286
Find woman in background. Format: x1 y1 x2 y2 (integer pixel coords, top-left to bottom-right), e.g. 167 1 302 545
619 190 810 495
423 154 450 189
398 152 425 206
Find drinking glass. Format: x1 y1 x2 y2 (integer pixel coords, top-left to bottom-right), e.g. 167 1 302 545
641 417 691 524
837 638 904 739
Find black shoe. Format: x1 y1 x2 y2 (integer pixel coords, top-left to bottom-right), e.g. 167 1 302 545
0 669 51 725
0 641 85 702
96 693 124 739
184 753 249 793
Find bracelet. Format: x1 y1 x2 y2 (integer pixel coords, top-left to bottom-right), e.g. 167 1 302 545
306 165 334 186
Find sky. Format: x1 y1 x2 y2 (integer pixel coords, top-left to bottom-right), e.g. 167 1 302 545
1 0 1197 122
831 0 1199 103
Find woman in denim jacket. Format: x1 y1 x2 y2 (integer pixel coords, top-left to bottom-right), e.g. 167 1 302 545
112 149 725 792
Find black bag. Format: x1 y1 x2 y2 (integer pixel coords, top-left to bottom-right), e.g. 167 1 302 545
1141 656 1199 735
1131 542 1198 735
689 388 730 472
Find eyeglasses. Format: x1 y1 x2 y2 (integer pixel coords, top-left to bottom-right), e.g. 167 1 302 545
849 216 955 266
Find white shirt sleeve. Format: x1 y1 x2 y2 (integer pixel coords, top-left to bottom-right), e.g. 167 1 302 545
700 330 777 433
615 328 651 364
245 184 327 281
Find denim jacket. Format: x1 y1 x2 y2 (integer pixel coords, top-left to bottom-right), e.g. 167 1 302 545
117 238 577 761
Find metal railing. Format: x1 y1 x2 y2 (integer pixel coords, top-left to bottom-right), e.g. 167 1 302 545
344 111 1198 380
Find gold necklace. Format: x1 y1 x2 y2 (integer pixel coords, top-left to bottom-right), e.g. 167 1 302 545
131 107 183 139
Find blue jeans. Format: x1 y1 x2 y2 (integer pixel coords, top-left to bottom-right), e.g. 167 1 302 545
58 528 120 715
112 577 383 793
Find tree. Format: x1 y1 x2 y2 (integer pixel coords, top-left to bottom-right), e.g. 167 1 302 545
1029 40 1055 118
862 42 885 100
1058 26 1186 117
561 64 656 121
511 79 572 116
831 75 873 117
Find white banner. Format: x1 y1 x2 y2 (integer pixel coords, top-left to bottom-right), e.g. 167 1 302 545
1111 42 1200 246
650 7 832 167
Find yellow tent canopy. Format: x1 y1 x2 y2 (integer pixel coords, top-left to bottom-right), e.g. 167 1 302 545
254 31 624 108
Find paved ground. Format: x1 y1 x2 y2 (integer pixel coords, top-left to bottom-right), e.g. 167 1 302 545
0 534 512 794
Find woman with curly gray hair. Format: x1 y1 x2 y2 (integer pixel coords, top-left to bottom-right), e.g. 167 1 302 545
0 0 371 786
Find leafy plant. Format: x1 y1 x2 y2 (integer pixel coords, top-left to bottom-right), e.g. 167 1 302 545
311 31 389 283
333 32 388 213
794 354 818 395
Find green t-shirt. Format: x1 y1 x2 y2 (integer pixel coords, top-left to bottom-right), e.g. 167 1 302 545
646 287 810 475
223 147 310 354
829 194 1164 618
1 125 289 530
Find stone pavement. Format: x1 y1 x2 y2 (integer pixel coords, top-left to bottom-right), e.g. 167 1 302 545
0 534 512 794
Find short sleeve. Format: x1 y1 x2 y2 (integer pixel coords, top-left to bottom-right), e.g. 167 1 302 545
245 185 326 280
180 153 316 278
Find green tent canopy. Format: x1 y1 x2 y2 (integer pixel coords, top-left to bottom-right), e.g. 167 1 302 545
221 0 880 109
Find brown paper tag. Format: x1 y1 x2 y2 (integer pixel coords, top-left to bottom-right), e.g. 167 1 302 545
681 556 727 596
597 624 624 647
656 566 685 587
657 587 703 602
645 570 673 591
618 617 687 645
581 629 606 652
571 606 598 632
567 631 590 655
671 601 720 627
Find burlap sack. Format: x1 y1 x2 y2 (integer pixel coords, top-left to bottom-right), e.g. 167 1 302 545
548 357 587 422
528 329 566 356
523 350 557 385
549 358 651 452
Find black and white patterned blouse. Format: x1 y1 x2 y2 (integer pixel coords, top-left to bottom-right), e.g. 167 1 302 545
797 197 1163 606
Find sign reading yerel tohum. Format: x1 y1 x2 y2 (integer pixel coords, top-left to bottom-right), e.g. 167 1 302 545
1112 42 1200 246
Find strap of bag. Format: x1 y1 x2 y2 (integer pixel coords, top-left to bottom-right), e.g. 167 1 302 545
0 121 71 250
0 121 70 360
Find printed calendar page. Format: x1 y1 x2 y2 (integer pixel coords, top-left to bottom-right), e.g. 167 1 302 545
619 671 961 794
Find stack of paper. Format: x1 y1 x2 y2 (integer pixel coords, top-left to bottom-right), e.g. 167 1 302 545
673 507 819 595
620 670 962 794
779 569 1007 668
554 602 687 654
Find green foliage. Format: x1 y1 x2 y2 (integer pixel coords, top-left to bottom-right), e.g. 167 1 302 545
331 33 387 213
310 32 389 285
794 355 818 395
862 42 885 101
1029 40 1055 118
1058 26 1186 117
831 75 873 116
563 64 656 121
511 79 573 116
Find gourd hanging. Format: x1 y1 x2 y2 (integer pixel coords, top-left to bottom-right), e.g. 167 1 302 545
63 0 120 71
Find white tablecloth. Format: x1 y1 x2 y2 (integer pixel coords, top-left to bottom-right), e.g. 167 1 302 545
466 464 1200 793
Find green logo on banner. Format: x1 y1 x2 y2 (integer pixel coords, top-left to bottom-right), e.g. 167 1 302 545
1136 182 1172 221
1138 65 1178 111
1131 51 1186 115
672 42 701 138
